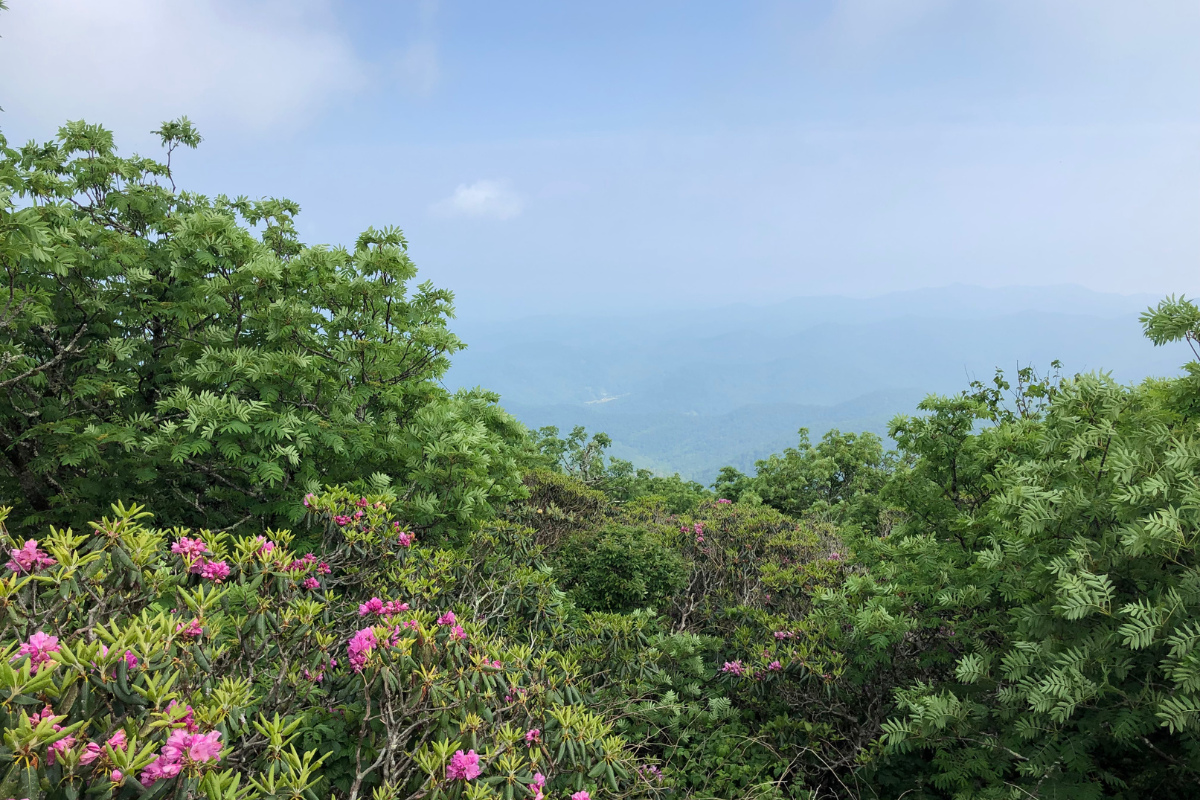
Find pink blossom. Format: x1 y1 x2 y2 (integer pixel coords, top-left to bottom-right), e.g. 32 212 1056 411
175 619 203 639
359 597 384 616
333 515 352 526
167 701 199 733
829 551 842 561
254 537 276 555
446 749 481 781
436 611 456 626
572 792 591 800
768 661 782 671
196 560 230 582
449 625 467 641
303 493 315 508
716 498 732 504
525 728 541 745
171 537 208 560
302 577 320 590
111 770 124 782
6 540 56 574
397 532 414 548
773 631 794 640
48 734 76 765
353 510 364 520
188 731 222 763
12 631 60 674
348 628 379 673
529 773 546 800
356 498 369 508
80 730 128 765
720 660 746 677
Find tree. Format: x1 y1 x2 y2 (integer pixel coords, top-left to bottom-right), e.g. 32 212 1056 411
0 120 526 539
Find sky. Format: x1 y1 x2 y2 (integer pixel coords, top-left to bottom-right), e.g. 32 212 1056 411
1 0 1197 320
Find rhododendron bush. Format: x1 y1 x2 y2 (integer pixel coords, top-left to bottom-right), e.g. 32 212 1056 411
0 491 654 800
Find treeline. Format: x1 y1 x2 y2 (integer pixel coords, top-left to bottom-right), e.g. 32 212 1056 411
1 119 1198 800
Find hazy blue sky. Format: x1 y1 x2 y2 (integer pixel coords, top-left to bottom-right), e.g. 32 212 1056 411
2 1 1197 319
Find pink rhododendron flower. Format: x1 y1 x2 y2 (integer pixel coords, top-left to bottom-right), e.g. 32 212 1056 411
191 559 230 582
359 597 385 616
111 770 124 782
720 660 746 676
303 493 315 507
397 532 414 547
525 728 541 745
175 619 203 639
334 515 352 526
188 732 223 763
449 625 467 641
356 497 369 508
348 628 378 673
171 537 208 560
572 792 591 800
6 540 56 574
768 661 782 671
13 631 60 674
529 772 546 800
317 561 330 574
829 551 842 561
254 536 276 555
353 510 364 520
302 577 320 590
436 611 456 626
773 631 794 640
446 749 481 781
716 498 732 504
167 701 199 733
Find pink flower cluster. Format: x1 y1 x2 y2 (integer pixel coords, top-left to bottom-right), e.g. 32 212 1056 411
716 498 732 504
13 632 60 674
285 553 330 574
140 729 222 786
524 728 540 746
303 577 320 590
171 537 208 560
6 540 56 574
436 611 456 626
172 537 229 582
333 515 352 526
167 701 199 733
768 660 782 672
572 792 591 800
529 772 546 800
446 749 481 781
81 729 128 765
638 764 664 782
254 536 276 556
393 523 416 548
303 493 316 508
28 706 73 764
348 627 379 673
720 660 746 676
682 522 704 544
773 630 795 640
176 619 203 639
358 597 411 616
98 645 139 669
828 551 842 561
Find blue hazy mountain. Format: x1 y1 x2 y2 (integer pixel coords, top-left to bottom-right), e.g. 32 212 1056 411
445 285 1189 482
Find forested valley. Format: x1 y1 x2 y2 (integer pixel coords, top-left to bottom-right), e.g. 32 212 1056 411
2 120 1198 800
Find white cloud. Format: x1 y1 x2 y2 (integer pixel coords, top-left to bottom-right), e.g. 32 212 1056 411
432 180 524 221
0 0 365 137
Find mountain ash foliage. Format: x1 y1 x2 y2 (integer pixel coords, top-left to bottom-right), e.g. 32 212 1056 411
2 117 1199 800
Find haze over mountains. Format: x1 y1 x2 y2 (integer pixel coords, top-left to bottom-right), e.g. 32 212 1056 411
445 285 1190 482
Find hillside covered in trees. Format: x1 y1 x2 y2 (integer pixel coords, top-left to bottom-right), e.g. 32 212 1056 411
2 120 1198 800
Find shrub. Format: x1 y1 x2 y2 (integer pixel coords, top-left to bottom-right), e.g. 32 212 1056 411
0 121 525 541
556 525 685 614
0 494 655 800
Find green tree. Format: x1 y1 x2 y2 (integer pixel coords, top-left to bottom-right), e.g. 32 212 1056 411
0 120 525 539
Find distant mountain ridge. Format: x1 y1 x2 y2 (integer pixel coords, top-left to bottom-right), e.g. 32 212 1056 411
446 285 1187 482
